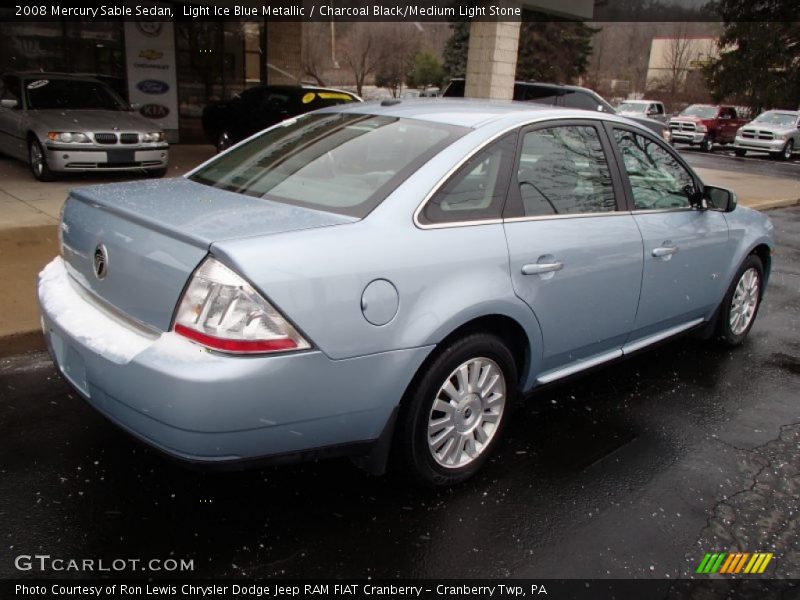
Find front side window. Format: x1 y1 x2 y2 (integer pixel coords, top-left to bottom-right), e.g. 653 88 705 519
190 113 467 218
422 133 516 224
515 125 617 216
612 128 697 210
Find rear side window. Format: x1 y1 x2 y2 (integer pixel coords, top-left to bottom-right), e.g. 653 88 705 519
517 85 560 104
516 125 617 216
421 133 516 225
190 113 467 218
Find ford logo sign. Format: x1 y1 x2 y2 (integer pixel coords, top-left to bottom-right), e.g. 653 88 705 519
136 79 169 95
139 104 170 119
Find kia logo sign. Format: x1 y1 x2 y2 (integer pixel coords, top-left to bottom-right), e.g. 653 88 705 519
136 80 169 95
139 104 170 119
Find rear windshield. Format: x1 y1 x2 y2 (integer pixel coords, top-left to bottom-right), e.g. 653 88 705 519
189 113 467 217
24 78 127 111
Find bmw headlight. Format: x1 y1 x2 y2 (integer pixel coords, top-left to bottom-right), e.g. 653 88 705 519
140 132 165 143
47 132 91 143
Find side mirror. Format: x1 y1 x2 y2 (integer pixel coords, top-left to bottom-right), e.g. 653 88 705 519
0 99 18 109
704 185 737 212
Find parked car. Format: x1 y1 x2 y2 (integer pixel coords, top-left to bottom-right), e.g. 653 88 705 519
668 104 748 152
202 84 361 152
39 100 773 486
734 109 800 160
442 78 668 138
0 72 169 181
616 99 668 122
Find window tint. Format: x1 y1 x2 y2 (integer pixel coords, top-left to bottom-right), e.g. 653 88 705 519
422 133 516 224
561 91 601 111
612 128 697 210
191 113 467 218
516 125 617 216
517 85 559 105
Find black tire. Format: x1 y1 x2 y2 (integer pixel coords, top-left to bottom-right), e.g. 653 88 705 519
716 255 764 346
701 134 715 153
147 167 168 178
28 138 56 181
777 140 793 161
734 148 746 157
396 332 517 487
216 131 232 153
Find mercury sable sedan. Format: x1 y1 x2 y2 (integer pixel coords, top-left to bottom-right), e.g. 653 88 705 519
38 100 774 486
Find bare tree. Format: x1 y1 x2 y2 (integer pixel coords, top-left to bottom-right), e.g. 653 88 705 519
340 23 389 97
301 22 330 86
660 23 694 96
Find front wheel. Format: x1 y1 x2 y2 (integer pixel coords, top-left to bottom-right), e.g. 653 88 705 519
29 138 56 181
734 148 746 157
716 255 764 345
701 134 715 153
778 140 794 161
396 333 517 487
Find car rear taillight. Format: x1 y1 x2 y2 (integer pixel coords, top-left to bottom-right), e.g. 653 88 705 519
173 257 310 354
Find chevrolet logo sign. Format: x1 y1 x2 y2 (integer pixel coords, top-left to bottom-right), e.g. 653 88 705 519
138 49 164 61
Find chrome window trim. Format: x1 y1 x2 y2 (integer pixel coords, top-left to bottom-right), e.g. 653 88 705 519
503 210 630 223
412 113 647 230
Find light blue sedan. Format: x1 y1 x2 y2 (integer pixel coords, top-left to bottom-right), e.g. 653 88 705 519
38 100 774 486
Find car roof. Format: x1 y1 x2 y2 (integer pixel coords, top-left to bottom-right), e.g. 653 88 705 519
6 71 102 83
322 98 641 130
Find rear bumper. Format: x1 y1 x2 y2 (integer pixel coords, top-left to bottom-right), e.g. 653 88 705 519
38 257 430 465
733 137 786 152
44 144 169 172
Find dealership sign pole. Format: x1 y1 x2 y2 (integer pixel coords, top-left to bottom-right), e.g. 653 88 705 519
124 1 179 141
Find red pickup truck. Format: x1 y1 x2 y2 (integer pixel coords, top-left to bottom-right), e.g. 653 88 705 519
668 105 748 152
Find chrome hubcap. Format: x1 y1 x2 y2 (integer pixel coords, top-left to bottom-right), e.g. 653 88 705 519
30 144 42 175
729 267 759 335
785 142 793 158
427 357 506 469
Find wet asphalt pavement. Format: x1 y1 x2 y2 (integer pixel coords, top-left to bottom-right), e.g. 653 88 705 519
1 208 798 581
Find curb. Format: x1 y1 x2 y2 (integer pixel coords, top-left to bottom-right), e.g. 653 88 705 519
749 197 800 211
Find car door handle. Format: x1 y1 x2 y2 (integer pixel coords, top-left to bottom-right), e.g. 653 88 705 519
652 245 678 258
521 262 564 275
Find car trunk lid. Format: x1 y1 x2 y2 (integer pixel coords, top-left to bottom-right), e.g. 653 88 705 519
60 177 356 331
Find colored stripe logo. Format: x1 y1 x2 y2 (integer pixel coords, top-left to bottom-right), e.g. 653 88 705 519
696 552 773 574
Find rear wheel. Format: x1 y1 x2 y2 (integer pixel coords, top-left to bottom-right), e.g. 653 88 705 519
716 255 763 346
28 138 55 181
216 131 232 153
397 333 516 487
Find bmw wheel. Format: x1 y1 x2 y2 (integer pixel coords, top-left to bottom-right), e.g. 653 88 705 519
29 138 56 181
397 332 516 486
716 255 763 346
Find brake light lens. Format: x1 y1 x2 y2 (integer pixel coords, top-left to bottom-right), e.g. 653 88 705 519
173 257 310 354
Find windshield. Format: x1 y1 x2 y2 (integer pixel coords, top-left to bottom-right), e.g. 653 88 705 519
189 113 467 218
753 111 797 127
24 78 127 111
680 105 717 119
617 102 648 114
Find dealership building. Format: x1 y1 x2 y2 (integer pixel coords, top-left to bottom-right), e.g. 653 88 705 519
0 0 592 142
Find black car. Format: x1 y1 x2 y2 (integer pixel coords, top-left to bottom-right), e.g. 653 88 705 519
443 79 668 138
202 85 361 151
